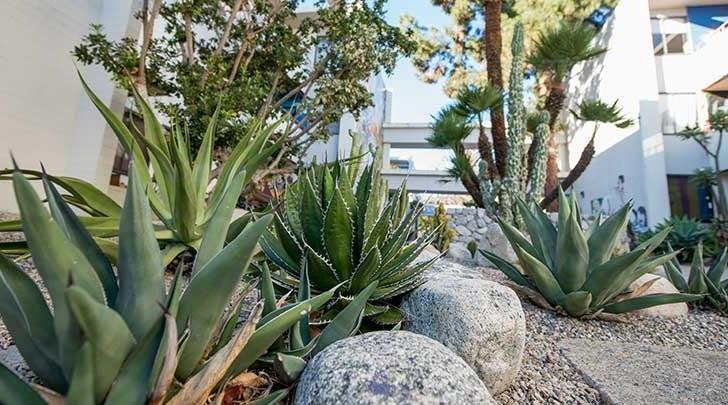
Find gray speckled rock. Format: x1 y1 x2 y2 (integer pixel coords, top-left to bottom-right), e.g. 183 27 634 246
401 277 525 394
294 331 494 405
478 223 518 266
445 242 477 265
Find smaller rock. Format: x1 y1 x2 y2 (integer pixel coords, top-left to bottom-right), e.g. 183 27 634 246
401 277 526 394
455 225 472 237
295 331 494 405
445 242 477 264
626 274 688 318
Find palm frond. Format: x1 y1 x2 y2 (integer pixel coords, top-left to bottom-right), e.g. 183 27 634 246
428 105 473 147
570 99 633 128
529 22 606 81
455 84 504 117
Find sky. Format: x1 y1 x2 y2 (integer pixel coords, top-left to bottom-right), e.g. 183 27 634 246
380 1 452 123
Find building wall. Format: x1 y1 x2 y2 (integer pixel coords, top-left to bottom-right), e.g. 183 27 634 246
0 0 139 212
565 0 671 229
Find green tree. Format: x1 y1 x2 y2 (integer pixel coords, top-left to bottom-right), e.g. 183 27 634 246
74 0 413 164
404 0 614 210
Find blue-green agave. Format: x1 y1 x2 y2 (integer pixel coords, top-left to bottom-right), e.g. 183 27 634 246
260 158 439 326
0 163 334 404
0 73 284 260
664 243 728 313
481 189 702 317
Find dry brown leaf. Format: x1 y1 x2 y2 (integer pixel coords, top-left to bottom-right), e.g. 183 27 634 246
149 313 179 405
32 384 65 405
167 302 263 405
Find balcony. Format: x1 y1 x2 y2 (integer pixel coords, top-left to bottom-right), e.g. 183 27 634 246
700 21 728 95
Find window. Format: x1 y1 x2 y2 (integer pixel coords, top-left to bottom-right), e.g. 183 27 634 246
667 175 713 220
651 17 691 55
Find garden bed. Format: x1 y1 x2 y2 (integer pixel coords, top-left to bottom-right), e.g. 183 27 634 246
467 266 728 404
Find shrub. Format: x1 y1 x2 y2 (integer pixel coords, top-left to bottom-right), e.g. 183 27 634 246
260 158 439 326
480 189 701 317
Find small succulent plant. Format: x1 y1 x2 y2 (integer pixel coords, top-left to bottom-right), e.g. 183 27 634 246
261 155 439 326
481 188 702 317
664 243 728 313
639 216 716 262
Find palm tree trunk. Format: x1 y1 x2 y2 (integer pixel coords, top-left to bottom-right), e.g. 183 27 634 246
543 82 566 211
541 130 596 208
483 0 507 179
462 172 485 208
477 118 497 180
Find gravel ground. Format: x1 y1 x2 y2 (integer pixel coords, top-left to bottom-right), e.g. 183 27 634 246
472 267 728 405
427 260 728 404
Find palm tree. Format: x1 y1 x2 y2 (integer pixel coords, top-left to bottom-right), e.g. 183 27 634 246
455 84 504 180
540 99 632 207
529 22 607 207
428 106 484 207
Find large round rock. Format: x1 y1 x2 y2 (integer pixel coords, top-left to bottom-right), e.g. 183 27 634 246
401 276 525 394
294 331 494 405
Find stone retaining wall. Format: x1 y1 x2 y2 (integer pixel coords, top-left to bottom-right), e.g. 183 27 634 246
444 207 516 266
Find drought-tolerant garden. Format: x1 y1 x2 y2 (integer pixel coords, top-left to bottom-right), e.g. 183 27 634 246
1 0 728 404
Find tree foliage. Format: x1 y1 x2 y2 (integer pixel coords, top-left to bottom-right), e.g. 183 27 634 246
74 0 414 156
402 0 608 95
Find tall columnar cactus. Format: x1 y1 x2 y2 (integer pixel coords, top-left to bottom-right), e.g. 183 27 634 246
500 22 527 223
478 161 498 216
527 111 551 202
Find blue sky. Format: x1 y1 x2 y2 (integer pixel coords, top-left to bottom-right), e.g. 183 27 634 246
299 0 453 123
380 1 452 123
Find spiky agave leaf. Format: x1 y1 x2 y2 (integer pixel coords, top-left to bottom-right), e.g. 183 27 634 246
265 159 437 329
483 187 701 317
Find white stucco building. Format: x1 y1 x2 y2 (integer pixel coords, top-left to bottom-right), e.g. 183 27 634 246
564 0 728 229
0 0 141 211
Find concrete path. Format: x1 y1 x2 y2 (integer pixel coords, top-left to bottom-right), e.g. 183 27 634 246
558 338 728 405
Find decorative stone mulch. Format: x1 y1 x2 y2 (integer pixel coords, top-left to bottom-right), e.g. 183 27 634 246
479 274 728 404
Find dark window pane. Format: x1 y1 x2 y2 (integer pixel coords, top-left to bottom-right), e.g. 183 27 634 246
665 34 687 54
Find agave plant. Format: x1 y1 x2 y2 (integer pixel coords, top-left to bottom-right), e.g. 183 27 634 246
260 157 439 326
0 164 336 404
480 188 702 317
0 73 284 260
639 216 716 262
664 243 728 313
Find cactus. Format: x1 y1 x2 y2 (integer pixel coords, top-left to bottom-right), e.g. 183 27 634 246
500 22 527 224
420 202 457 253
528 111 551 202
478 160 498 216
